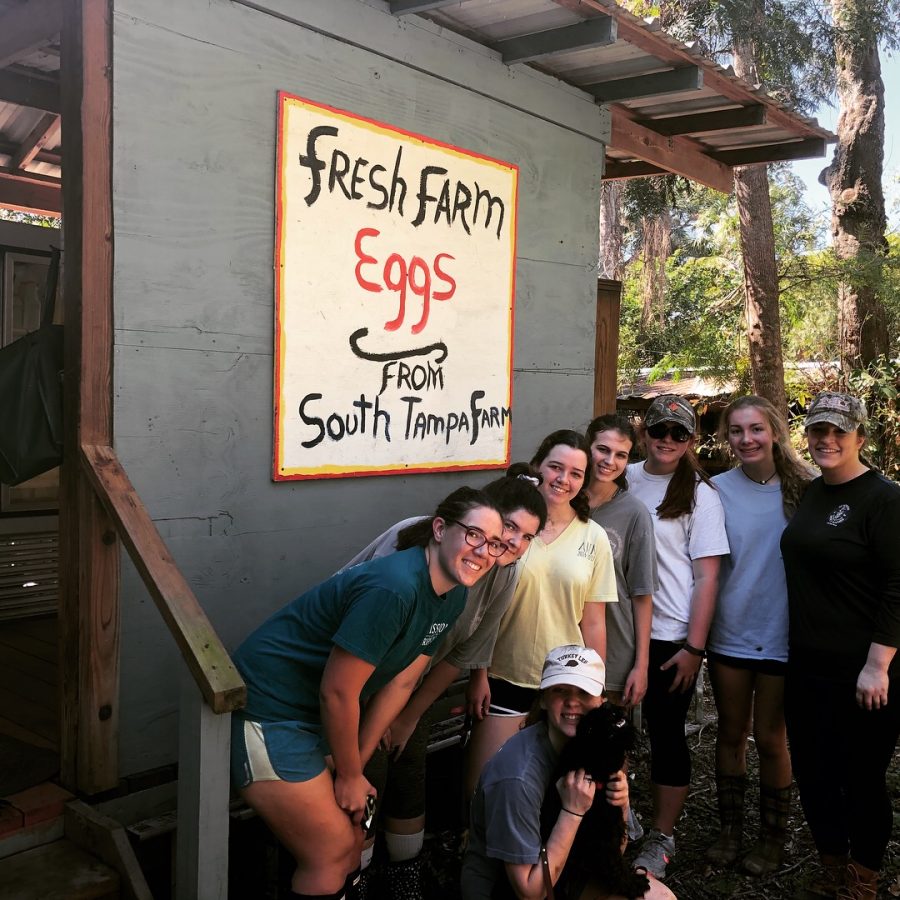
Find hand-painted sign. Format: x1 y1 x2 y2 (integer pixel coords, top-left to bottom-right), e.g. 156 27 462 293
274 93 517 480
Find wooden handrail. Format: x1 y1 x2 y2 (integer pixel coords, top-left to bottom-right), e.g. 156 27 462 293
81 443 246 714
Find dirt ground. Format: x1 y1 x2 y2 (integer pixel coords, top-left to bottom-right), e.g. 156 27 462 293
416 670 900 900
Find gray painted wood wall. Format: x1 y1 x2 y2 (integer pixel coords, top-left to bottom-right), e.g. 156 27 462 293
112 0 609 774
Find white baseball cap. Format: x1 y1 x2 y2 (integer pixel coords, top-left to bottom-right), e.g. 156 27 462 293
540 645 606 696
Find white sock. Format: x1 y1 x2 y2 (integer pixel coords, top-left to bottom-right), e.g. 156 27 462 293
360 843 375 871
384 829 424 862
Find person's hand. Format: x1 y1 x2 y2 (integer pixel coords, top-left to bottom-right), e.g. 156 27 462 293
333 772 376 826
857 662 890 710
556 768 596 818
604 769 629 809
622 666 648 707
660 648 702 693
388 712 418 759
467 670 491 720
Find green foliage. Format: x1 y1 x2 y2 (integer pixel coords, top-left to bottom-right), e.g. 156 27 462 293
0 208 60 229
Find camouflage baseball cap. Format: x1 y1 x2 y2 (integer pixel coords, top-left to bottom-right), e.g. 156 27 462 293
804 391 867 433
644 394 697 433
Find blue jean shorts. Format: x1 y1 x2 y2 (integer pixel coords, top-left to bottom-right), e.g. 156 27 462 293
230 714 329 788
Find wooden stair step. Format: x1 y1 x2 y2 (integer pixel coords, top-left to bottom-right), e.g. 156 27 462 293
0 838 119 899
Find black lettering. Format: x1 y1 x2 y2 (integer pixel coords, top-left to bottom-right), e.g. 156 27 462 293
372 394 391 441
368 164 389 210
412 166 448 227
299 393 325 448
453 182 472 235
326 413 345 441
297 126 338 206
379 361 396 395
402 395 422 439
352 394 372 434
389 147 407 216
435 180 452 226
473 182 505 239
350 157 369 200
329 149 353 200
469 390 485 445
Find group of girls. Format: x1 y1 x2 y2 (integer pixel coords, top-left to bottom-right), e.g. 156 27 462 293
229 388 899 900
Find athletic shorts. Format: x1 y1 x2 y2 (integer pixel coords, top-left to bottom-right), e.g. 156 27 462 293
708 652 787 677
487 676 539 716
230 714 329 788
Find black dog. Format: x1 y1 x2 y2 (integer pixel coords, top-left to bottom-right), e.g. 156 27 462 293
539 704 651 899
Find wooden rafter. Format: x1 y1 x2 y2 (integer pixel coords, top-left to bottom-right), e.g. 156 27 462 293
0 137 59 167
710 137 827 166
494 17 617 65
586 66 702 103
0 69 60 113
0 0 63 69
9 112 59 170
0 163 61 213
610 108 733 193
640 105 766 136
390 0 458 13
603 159 668 180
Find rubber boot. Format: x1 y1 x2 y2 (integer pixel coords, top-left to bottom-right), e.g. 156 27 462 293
793 854 848 899
741 783 791 876
384 855 423 900
837 861 878 900
705 773 746 865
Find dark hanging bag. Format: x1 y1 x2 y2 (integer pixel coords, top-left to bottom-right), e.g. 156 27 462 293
0 247 64 486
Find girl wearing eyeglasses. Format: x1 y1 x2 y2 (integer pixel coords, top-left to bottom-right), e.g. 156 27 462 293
627 395 730 881
230 487 503 900
466 430 618 800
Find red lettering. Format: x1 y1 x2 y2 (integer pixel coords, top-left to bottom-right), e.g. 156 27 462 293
354 227 382 293
383 254 407 331
432 253 456 301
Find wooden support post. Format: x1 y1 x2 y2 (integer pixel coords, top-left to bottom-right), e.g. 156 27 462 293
176 672 231 900
594 279 621 416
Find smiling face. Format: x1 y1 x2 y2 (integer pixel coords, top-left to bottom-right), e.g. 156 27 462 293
727 406 776 469
537 444 588 511
497 507 542 565
431 505 503 592
590 429 633 484
806 422 866 483
643 421 694 475
541 684 605 743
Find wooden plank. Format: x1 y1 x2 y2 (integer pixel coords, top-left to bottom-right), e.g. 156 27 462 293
603 159 667 179
0 177 61 215
610 108 733 193
6 616 57 643
59 0 119 797
709 137 827 165
9 113 60 170
0 663 58 709
0 138 59 167
0 713 58 751
0 686 56 741
65 800 154 900
0 70 60 114
587 66 702 102
389 0 460 13
0 0 64 69
175 679 231 900
81 444 246 715
639 104 766 136
594 280 621 416
0 839 119 899
0 642 57 684
0 628 58 663
495 17 616 65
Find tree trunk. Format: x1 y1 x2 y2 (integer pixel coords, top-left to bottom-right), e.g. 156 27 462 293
599 180 624 281
732 20 788 417
823 0 889 368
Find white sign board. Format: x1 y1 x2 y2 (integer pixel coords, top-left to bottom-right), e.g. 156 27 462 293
274 93 517 480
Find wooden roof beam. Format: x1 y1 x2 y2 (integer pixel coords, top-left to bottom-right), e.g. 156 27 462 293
0 137 59 167
610 108 733 193
0 70 60 113
0 0 63 69
587 66 702 103
0 165 61 215
9 113 59 170
603 160 668 180
641 105 766 136
710 137 828 165
495 17 617 65
389 0 460 14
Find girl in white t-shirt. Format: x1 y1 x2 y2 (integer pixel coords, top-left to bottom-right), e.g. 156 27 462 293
628 396 730 881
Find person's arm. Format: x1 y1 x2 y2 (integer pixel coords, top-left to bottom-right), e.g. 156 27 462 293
388 658 462 756
661 555 720 693
622 593 652 707
358 653 431 765
579 600 607 662
467 666 491 720
320 645 378 824
857 643 898 710
504 769 595 899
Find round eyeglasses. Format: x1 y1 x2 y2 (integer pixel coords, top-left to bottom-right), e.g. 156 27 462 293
445 519 508 558
646 422 693 443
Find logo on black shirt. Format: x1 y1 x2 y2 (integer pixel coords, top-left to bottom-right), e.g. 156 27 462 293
421 622 449 646
827 504 850 527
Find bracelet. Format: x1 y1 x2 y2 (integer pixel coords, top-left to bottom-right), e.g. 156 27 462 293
682 642 706 658
561 807 584 818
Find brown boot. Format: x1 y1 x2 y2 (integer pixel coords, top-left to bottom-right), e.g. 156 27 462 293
836 860 878 900
793 854 848 899
706 773 746 865
741 783 791 876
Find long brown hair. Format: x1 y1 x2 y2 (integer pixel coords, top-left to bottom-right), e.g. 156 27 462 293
530 430 592 522
585 414 639 491
718 395 815 517
395 487 499 550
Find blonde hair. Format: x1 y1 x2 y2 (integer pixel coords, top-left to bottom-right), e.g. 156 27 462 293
718 395 815 517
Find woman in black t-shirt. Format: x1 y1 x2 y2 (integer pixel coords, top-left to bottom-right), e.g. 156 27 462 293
781 391 900 900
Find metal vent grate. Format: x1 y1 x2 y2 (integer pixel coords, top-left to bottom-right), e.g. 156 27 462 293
0 531 59 620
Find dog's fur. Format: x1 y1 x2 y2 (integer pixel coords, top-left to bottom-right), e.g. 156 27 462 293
539 704 651 899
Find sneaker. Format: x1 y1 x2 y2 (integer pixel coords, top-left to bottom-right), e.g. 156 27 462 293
633 829 675 880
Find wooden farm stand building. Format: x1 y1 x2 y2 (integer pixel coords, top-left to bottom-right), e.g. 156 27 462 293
0 1 831 896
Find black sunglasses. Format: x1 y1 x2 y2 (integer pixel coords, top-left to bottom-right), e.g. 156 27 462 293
646 422 692 443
